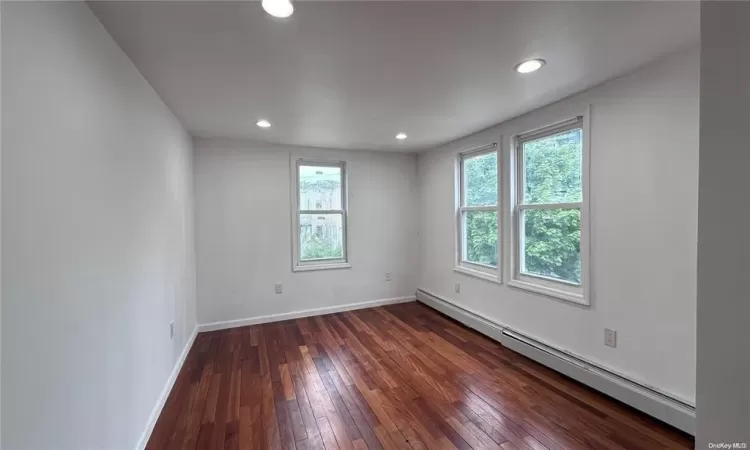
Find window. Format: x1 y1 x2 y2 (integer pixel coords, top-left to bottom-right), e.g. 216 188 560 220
510 116 588 304
292 159 349 271
456 144 500 282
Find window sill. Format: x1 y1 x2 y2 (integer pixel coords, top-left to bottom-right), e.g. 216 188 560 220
454 266 502 285
507 279 589 306
293 262 352 272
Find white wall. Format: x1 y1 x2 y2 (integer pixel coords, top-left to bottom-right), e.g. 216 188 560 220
194 139 418 325
417 48 699 403
696 2 750 446
0 4 3 442
1 3 196 449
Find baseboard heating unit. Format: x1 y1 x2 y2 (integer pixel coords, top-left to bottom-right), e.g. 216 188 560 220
415 288 696 435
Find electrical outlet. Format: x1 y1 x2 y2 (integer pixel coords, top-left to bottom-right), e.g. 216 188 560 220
605 328 617 348
385 273 392 282
455 283 460 294
170 321 174 340
275 283 282 294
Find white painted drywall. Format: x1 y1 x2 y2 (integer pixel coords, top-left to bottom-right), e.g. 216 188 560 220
1 3 196 449
417 48 699 403
696 2 750 446
194 139 418 325
0 4 3 442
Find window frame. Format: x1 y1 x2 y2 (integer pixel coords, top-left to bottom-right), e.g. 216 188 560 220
291 158 351 272
455 143 502 284
508 113 590 305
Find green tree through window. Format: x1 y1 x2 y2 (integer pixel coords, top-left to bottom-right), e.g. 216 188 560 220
461 151 498 267
519 128 582 284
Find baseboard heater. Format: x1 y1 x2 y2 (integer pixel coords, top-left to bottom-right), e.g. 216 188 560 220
415 288 696 435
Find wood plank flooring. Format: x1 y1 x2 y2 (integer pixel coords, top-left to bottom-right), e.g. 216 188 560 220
147 302 693 450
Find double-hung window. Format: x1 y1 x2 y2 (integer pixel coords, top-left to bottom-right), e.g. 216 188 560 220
456 144 500 282
510 116 588 304
292 159 350 271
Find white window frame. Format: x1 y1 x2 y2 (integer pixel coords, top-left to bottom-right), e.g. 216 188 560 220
291 158 351 272
454 143 502 284
508 112 590 305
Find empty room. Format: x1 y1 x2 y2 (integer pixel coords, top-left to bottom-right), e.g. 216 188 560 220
1 1 748 449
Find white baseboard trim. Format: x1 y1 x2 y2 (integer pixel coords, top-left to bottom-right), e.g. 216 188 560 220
416 288 507 343
135 326 198 450
197 296 416 332
415 288 696 435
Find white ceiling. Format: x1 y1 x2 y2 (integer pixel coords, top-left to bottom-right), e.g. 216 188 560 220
90 1 699 152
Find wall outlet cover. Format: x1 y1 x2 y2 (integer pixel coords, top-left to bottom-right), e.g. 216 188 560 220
275 283 282 294
605 328 617 348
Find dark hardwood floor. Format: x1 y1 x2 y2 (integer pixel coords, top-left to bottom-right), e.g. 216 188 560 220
147 302 693 450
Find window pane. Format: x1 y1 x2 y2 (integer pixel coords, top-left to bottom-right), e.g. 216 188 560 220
300 213 344 260
464 152 498 206
523 128 582 204
463 210 498 267
521 208 581 284
299 165 342 210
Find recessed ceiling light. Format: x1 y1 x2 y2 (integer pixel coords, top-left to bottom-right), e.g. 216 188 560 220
395 133 408 140
515 58 546 74
262 0 294 18
256 119 272 128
